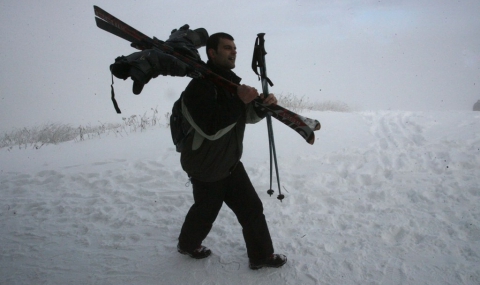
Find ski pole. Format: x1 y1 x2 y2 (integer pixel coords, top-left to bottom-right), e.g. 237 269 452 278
252 33 284 202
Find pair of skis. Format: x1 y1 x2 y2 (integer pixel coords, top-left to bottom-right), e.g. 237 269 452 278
93 5 321 145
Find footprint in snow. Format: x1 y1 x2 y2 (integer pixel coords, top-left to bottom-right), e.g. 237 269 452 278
381 258 405 285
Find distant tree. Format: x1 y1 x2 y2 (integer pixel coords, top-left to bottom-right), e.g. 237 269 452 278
474 100 480 111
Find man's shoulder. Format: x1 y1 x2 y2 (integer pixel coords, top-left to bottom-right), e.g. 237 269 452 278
187 78 213 87
183 77 216 101
186 77 214 91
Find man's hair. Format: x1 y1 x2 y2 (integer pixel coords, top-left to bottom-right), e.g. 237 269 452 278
206 32 234 60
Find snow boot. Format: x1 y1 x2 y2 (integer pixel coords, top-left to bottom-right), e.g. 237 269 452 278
249 254 287 270
177 244 212 259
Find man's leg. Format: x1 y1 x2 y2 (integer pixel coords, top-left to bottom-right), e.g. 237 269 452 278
223 162 274 261
178 178 225 252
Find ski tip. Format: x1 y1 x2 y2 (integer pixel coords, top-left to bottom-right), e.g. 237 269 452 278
314 121 321 131
307 134 315 145
93 5 102 17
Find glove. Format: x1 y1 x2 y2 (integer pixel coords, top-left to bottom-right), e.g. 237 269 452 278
110 49 189 94
165 24 208 61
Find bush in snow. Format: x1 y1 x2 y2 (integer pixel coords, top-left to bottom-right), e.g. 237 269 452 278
0 95 349 150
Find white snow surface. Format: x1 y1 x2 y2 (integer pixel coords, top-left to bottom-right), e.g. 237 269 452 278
1 111 479 285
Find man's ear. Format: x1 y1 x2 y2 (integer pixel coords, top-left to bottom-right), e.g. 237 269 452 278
207 48 216 60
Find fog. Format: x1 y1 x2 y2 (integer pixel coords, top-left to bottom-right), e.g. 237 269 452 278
1 0 479 132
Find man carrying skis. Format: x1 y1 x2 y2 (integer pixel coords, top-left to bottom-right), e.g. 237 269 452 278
176 32 287 270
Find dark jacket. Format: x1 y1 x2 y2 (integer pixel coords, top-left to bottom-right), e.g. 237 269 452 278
180 61 264 182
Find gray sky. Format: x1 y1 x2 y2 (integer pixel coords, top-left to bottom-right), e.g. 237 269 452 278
1 0 479 132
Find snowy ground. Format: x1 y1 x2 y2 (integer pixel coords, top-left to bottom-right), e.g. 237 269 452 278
1 110 479 285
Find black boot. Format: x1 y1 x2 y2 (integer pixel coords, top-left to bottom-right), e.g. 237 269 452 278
249 254 287 270
177 244 212 259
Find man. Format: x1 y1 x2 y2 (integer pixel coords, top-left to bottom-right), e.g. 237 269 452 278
176 32 287 270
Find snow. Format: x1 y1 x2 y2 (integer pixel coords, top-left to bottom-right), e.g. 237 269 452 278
1 110 479 285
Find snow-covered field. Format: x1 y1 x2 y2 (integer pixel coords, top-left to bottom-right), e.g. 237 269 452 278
1 110 479 285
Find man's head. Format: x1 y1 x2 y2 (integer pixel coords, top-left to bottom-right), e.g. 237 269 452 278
206 33 236 70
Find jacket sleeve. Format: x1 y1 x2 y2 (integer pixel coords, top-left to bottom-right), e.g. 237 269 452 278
182 78 245 137
245 102 265 124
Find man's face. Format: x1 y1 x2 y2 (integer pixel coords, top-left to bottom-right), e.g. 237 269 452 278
209 38 237 70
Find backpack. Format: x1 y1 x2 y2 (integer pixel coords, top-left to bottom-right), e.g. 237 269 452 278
170 92 193 152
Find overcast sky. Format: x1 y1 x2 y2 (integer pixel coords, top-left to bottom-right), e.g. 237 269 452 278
1 0 479 132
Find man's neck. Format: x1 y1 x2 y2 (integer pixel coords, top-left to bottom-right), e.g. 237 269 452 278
207 60 241 84
208 60 232 74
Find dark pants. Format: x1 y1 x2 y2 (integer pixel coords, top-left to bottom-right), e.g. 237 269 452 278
178 162 274 261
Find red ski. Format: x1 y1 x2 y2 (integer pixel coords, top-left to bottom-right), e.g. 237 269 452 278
94 5 321 144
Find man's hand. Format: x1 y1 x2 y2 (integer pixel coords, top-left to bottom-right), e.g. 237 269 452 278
237 84 259 104
261 93 278 105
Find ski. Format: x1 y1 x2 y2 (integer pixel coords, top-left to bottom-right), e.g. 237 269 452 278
94 5 321 144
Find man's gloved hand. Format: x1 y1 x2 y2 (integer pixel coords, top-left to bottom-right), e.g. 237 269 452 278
110 49 189 94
